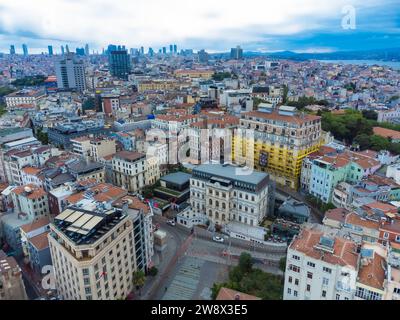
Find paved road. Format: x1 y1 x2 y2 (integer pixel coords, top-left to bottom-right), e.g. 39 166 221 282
140 215 285 300
140 216 188 300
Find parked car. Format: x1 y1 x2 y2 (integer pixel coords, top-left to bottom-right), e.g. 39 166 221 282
166 220 176 226
212 236 224 243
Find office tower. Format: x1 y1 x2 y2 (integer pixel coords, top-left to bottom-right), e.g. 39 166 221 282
232 105 323 190
76 47 85 55
85 43 89 56
48 205 139 300
48 45 53 56
140 46 144 55
9 45 15 55
55 53 86 92
230 45 243 60
162 47 167 54
22 44 28 56
198 49 209 63
107 44 117 54
173 44 177 54
169 44 173 53
61 45 65 55
148 47 154 57
65 44 70 53
108 49 131 80
158 49 162 54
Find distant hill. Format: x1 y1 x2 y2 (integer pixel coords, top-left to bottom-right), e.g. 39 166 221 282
210 47 400 61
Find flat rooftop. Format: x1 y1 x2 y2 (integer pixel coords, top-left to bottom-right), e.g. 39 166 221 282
193 163 269 187
161 172 192 185
53 206 126 245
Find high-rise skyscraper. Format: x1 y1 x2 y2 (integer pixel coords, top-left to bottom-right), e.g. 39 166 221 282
55 53 86 92
9 45 15 55
140 46 144 55
169 44 173 53
162 47 167 54
76 47 85 56
48 45 53 56
230 45 243 60
173 44 177 54
61 45 65 55
85 43 89 56
198 49 209 63
148 47 154 57
108 49 131 80
65 44 70 53
22 44 28 56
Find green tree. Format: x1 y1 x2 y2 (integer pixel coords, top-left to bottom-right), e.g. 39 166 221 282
354 134 371 150
148 266 158 277
362 110 378 120
279 257 286 273
282 85 289 104
238 252 253 273
370 135 391 151
211 283 225 300
35 127 49 145
132 270 146 290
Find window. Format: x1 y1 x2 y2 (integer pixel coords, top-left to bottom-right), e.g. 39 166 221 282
289 264 300 273
82 268 89 276
336 294 340 300
294 279 299 286
322 277 329 286
383 232 389 239
322 290 327 298
293 290 298 297
287 288 291 295
292 255 300 261
394 288 400 295
306 284 311 292
323 267 332 274
307 261 315 268
307 272 313 279
288 276 292 283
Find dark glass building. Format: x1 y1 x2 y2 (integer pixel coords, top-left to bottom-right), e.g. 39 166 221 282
108 49 131 80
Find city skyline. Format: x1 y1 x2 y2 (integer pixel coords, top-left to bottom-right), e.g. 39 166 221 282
0 0 399 54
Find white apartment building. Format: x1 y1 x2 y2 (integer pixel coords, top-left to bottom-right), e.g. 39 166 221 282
4 89 45 108
377 107 400 123
11 184 49 221
284 225 359 301
48 206 137 300
71 136 92 160
190 163 270 228
55 53 86 92
386 163 400 184
112 151 146 192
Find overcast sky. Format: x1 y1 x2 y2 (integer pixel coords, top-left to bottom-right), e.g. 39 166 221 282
0 0 399 54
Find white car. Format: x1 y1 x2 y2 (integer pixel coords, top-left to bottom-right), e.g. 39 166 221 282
166 220 176 226
212 236 224 243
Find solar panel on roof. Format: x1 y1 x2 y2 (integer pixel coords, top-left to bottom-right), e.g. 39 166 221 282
65 211 85 223
81 215 103 231
55 209 75 221
71 213 94 228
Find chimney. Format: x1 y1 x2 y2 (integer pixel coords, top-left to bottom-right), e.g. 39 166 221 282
234 294 240 300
